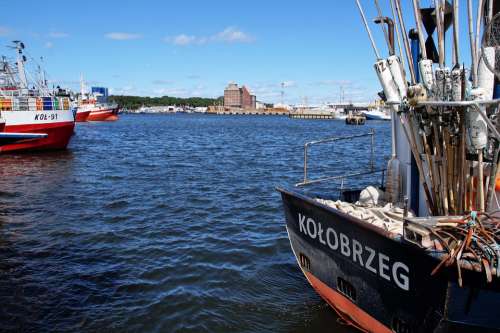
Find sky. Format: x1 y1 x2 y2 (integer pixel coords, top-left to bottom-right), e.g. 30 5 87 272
3 0 484 104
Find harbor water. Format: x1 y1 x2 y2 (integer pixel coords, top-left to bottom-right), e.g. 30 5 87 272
0 114 390 332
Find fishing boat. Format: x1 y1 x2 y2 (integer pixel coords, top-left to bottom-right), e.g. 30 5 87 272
75 108 90 122
0 41 75 152
77 80 118 122
278 1 500 332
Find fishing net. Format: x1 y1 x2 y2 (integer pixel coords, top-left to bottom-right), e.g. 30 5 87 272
482 12 500 80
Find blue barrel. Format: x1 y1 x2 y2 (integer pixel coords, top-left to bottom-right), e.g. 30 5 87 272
42 97 52 110
494 83 500 99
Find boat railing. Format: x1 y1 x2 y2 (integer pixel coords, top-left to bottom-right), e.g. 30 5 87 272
296 129 385 187
415 99 500 141
0 96 71 111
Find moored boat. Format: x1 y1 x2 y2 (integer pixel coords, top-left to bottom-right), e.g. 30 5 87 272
278 1 500 332
77 81 119 122
75 108 91 122
362 108 391 121
0 42 75 152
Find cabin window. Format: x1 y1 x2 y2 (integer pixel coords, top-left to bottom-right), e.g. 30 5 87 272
337 277 356 302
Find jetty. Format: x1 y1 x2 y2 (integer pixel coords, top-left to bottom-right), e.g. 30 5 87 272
206 106 289 116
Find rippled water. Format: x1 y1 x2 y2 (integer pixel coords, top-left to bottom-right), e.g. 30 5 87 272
0 114 390 332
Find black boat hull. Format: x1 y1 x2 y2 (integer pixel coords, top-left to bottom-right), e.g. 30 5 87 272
278 187 500 333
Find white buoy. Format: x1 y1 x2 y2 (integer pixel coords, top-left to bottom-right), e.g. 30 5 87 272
419 59 435 91
435 68 445 99
374 59 400 103
467 88 488 150
451 68 463 101
478 46 495 100
388 55 407 100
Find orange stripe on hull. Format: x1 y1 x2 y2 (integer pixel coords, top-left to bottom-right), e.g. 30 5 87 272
1 121 75 152
304 271 392 333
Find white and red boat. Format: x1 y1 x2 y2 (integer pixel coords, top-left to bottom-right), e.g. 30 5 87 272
77 79 118 122
75 108 90 122
0 41 75 152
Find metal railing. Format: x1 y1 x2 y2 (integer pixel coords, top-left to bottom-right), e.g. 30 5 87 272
296 129 384 187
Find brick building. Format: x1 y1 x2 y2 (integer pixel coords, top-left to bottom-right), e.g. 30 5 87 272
224 83 256 109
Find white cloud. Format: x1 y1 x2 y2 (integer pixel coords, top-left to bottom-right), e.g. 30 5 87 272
164 27 254 46
213 27 254 43
49 32 69 38
282 80 296 88
105 32 142 40
44 41 54 49
152 79 174 85
171 34 196 46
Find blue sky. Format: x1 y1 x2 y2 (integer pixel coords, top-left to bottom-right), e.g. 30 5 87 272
3 0 482 104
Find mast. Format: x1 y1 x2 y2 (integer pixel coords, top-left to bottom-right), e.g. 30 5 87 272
13 41 28 93
80 73 87 99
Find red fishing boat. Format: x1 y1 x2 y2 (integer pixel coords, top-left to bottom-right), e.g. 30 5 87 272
77 79 118 122
0 41 75 152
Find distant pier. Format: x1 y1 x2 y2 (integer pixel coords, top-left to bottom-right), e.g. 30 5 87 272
207 107 289 116
289 113 335 119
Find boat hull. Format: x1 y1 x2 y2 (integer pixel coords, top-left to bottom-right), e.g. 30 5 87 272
87 107 119 121
363 112 391 121
278 188 500 333
1 110 75 152
75 110 91 122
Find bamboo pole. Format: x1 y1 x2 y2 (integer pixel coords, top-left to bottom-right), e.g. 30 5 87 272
412 0 428 59
389 0 405 68
394 0 417 84
479 150 485 211
434 0 445 67
468 0 478 86
400 114 437 214
452 0 460 66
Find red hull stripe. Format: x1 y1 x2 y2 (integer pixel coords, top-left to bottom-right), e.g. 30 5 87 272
304 271 392 333
87 112 118 121
1 121 74 152
76 111 91 122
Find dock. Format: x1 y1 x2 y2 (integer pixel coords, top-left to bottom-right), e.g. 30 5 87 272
289 113 335 119
207 107 289 116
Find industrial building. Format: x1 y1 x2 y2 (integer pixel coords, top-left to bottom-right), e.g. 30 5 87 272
223 83 256 109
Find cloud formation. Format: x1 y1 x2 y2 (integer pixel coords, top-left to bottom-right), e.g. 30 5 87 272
105 32 142 40
165 27 254 46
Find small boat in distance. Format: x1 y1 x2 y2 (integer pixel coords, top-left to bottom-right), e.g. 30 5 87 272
362 107 391 121
0 41 75 152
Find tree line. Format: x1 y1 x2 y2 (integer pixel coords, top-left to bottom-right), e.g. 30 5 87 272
109 95 223 110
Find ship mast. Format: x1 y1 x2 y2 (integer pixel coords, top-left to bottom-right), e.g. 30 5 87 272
13 41 28 94
80 73 87 99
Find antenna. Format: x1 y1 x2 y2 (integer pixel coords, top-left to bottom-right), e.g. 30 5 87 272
13 40 28 92
280 82 285 105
